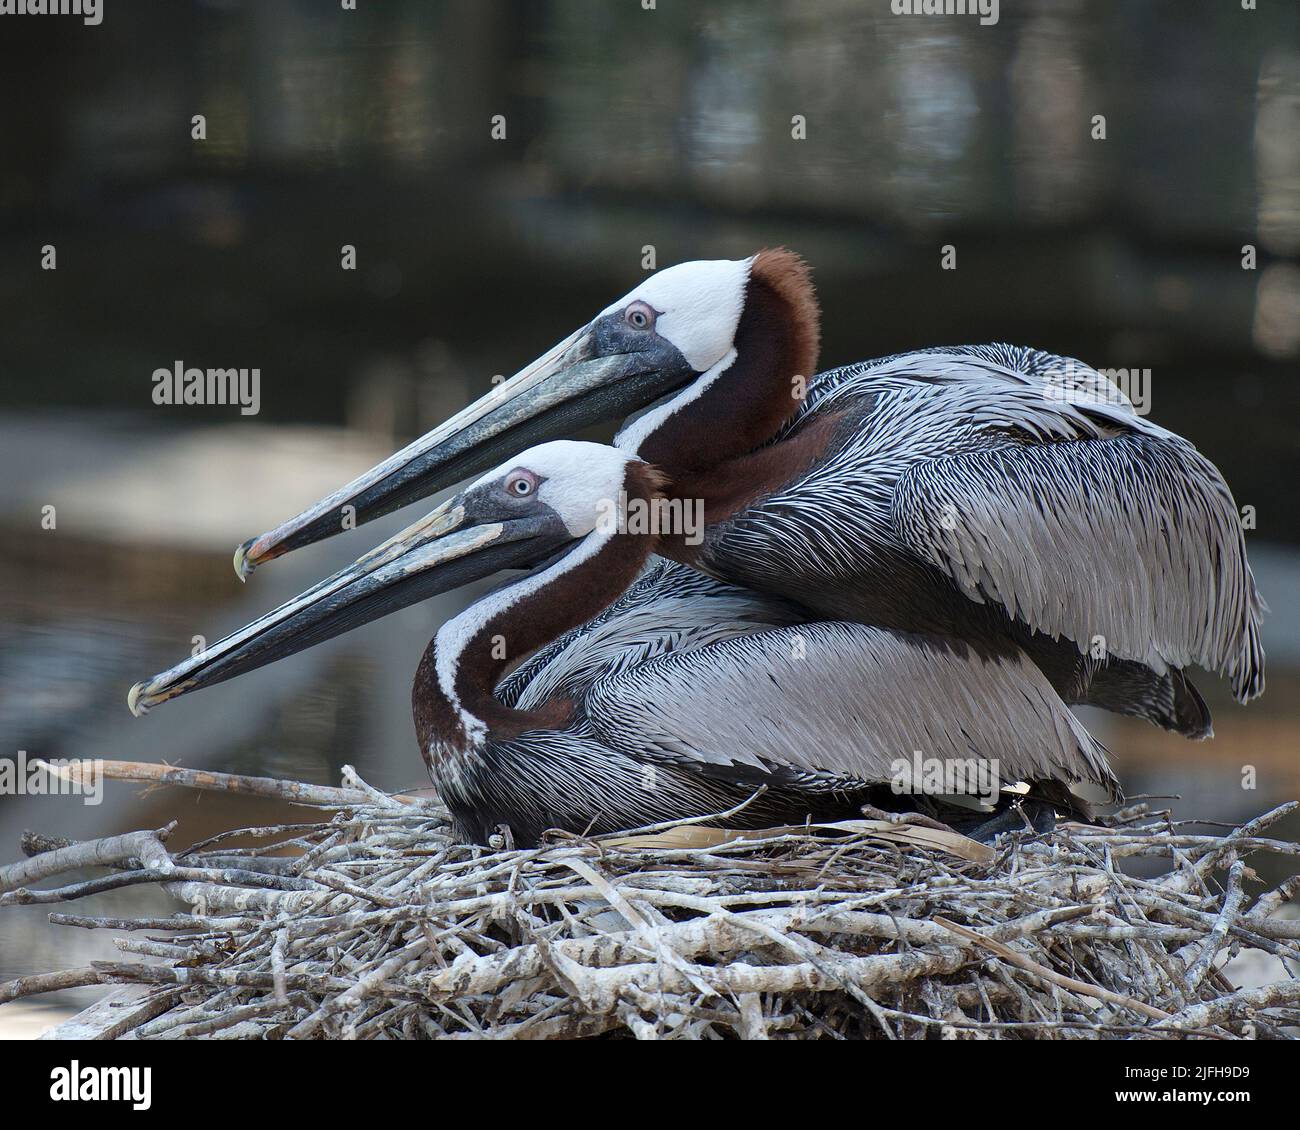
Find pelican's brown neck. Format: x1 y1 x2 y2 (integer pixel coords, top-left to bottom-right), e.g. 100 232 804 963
413 462 666 766
633 248 820 474
629 249 836 561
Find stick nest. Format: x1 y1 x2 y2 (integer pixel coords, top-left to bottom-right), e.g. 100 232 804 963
3 764 1298 1040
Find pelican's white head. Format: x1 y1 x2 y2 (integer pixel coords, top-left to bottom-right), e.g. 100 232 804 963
466 439 638 537
598 257 752 373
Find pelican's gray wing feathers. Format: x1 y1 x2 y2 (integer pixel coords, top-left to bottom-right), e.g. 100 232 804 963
497 558 805 709
890 424 1264 702
733 346 1263 703
582 620 1119 802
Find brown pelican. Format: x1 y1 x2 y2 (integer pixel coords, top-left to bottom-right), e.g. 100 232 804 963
231 250 1265 738
130 441 1118 846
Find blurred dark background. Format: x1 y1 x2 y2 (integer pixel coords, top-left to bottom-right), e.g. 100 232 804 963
0 0 1297 1030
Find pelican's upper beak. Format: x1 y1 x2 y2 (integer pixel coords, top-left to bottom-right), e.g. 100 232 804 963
233 317 695 580
128 492 569 717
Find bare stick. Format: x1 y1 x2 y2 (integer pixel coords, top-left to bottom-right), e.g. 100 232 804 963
0 966 112 1004
1158 980 1300 1032
0 824 176 894
34 758 442 811
1183 857 1247 994
933 916 1171 1023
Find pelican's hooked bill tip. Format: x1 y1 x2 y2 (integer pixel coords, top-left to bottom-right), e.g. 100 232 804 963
128 676 185 717
233 537 257 583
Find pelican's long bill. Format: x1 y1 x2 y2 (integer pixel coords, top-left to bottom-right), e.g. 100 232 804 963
231 256 758 580
128 496 564 717
233 315 697 580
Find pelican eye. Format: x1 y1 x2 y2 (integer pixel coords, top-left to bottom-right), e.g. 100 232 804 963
505 472 535 497
624 301 655 331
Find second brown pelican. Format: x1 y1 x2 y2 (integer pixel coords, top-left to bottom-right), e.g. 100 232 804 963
130 441 1117 846
229 251 1265 742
